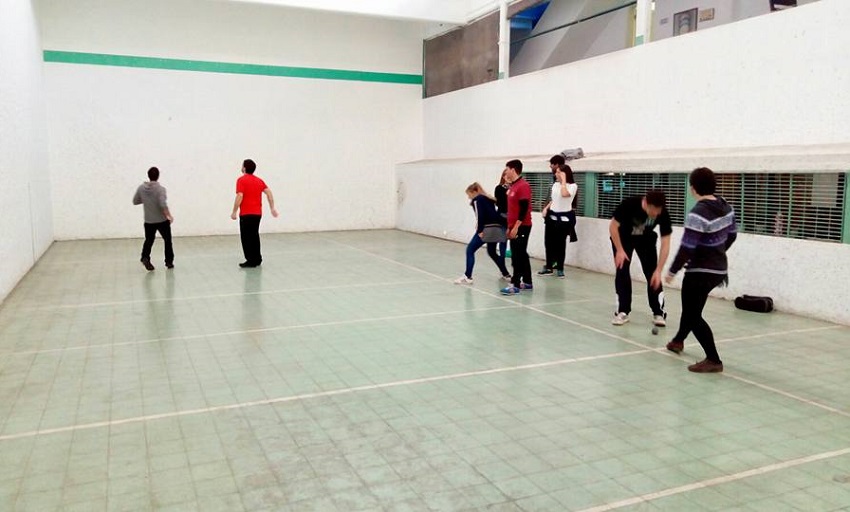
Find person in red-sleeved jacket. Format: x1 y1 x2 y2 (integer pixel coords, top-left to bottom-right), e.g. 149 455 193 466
500 159 533 295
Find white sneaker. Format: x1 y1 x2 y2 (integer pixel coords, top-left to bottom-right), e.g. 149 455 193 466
653 315 667 327
454 276 474 285
612 312 629 326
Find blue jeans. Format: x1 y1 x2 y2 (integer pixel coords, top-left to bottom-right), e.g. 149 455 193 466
465 234 510 278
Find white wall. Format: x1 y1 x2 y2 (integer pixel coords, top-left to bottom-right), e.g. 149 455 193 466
423 0 850 158
397 157 850 325
0 0 53 304
38 0 424 239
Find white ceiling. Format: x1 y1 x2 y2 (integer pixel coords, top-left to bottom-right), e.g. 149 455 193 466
222 0 502 24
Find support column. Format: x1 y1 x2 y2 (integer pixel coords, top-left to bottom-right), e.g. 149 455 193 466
498 0 510 79
583 173 598 218
634 0 653 46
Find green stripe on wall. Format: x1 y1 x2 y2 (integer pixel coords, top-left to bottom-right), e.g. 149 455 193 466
43 50 422 85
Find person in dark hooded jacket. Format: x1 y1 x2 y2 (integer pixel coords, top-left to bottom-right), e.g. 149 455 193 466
454 182 511 284
665 167 737 373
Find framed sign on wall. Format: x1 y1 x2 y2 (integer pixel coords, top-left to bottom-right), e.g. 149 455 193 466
673 8 698 36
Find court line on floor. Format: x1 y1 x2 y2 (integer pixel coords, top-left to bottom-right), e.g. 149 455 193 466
577 445 850 512
8 237 847 441
0 348 651 442
327 239 836 359
12 236 839 505
17 278 438 311
679 325 850 418
714 325 845 344
327 239 850 420
322 239 650 348
530 304 850 421
721 371 850 417
32 240 352 266
4 304 521 357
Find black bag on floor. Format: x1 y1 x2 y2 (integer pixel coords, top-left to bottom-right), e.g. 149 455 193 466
735 295 774 313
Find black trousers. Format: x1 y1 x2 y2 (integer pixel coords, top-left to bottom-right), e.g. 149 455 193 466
510 225 532 287
239 215 263 265
141 221 173 264
673 272 726 363
543 218 572 270
612 237 665 316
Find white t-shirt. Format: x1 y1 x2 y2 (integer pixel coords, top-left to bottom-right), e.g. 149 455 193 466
549 182 578 212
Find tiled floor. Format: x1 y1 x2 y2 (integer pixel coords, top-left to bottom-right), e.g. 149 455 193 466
0 229 849 511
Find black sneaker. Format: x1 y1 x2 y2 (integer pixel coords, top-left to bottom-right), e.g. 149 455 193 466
141 258 154 271
537 268 554 276
239 261 260 268
165 262 174 269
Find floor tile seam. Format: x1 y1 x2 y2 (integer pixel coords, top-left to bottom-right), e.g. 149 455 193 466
575 445 850 512
0 348 651 442
328 240 850 425
16 278 439 311
2 304 522 357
